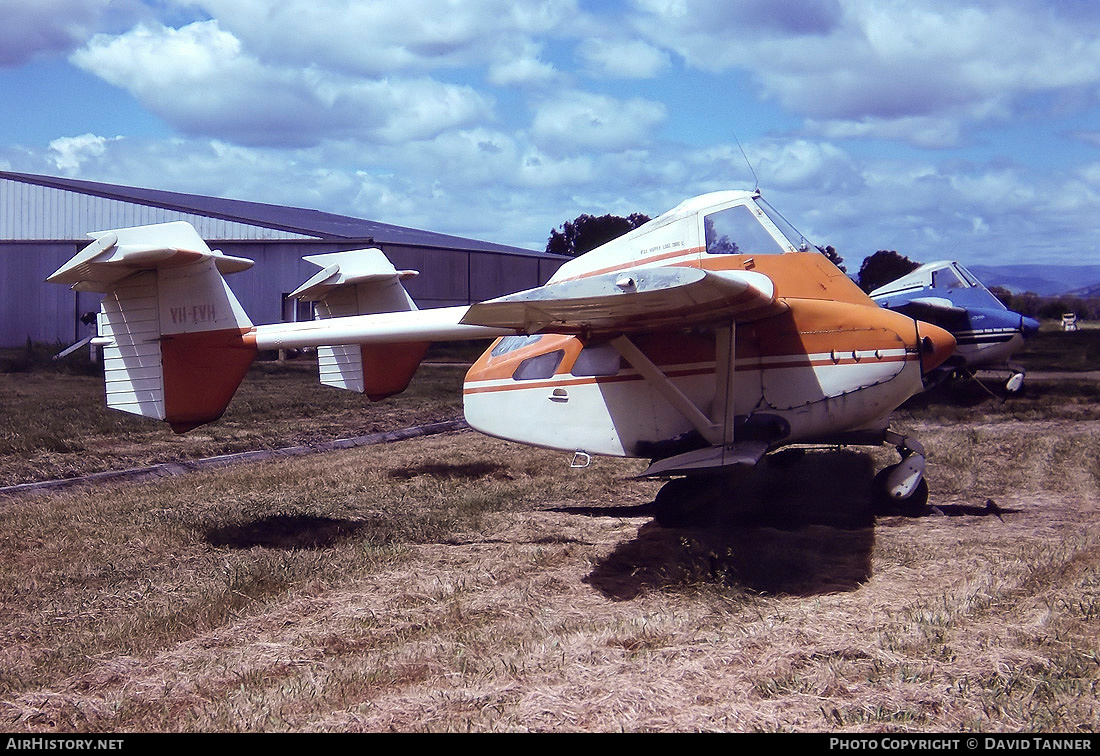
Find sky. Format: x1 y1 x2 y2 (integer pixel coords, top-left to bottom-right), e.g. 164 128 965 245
2 0 1100 269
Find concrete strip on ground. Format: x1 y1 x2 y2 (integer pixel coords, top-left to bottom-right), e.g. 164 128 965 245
0 420 470 498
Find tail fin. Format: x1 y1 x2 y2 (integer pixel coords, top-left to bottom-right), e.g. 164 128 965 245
48 222 257 432
291 249 429 400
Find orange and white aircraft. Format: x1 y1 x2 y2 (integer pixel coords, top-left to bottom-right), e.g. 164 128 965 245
48 190 955 523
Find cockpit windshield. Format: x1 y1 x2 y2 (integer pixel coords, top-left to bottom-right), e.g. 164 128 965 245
953 263 982 288
931 266 966 290
703 204 787 255
756 196 813 252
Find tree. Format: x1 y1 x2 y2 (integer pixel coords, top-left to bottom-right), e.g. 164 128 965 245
857 250 921 293
817 244 845 273
546 212 651 257
988 285 1014 309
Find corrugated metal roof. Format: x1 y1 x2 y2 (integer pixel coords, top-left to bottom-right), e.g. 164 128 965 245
0 170 553 257
0 177 318 241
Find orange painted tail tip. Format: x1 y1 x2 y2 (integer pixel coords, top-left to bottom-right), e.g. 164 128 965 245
916 321 956 373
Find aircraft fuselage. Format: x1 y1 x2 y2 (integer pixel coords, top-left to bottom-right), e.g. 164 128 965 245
464 251 950 460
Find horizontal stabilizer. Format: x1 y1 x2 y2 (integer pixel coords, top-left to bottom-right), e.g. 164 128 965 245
47 221 253 292
461 267 785 334
290 249 418 302
291 248 428 400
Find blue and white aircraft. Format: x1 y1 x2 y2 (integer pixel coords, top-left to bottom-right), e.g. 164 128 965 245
870 261 1040 392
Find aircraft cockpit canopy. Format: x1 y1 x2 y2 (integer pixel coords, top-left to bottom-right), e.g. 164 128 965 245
931 262 982 291
703 196 814 256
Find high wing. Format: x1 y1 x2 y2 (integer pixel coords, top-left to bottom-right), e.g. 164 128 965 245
880 296 971 332
461 267 787 334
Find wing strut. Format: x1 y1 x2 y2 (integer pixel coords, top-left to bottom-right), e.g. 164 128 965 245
609 329 736 448
613 326 770 478
712 324 736 446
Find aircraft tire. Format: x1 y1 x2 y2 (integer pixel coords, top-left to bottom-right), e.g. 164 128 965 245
653 477 718 528
872 467 929 517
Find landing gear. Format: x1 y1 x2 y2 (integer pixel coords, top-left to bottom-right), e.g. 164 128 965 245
873 431 929 516
1005 364 1025 394
652 476 724 527
872 467 929 515
651 430 936 525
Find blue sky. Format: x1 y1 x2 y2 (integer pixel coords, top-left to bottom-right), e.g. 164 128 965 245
3 0 1100 269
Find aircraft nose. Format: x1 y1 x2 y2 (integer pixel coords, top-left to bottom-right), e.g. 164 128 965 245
1021 316 1040 338
915 320 956 374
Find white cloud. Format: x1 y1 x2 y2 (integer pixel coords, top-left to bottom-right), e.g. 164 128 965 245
631 0 1100 147
0 0 145 66
70 21 493 147
8 125 1100 266
531 92 667 154
6 0 1098 268
751 139 860 192
808 116 963 150
187 0 584 79
576 38 670 79
487 41 560 87
48 133 121 172
1069 131 1100 149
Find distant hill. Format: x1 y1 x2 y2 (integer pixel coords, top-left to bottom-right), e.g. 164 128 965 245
967 264 1100 296
1066 282 1100 299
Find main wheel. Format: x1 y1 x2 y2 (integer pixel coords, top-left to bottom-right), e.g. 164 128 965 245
872 466 929 516
653 477 720 527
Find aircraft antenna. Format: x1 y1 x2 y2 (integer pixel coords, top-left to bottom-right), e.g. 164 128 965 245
734 133 759 193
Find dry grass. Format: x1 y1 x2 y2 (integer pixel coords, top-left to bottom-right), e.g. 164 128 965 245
0 357 1098 732
0 359 465 487
1 420 1098 731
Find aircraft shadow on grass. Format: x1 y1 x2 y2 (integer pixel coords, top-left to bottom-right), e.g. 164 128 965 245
575 449 1016 600
205 514 368 550
200 453 1015 584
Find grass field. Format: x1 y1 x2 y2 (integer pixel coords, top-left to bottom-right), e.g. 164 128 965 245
0 332 1098 731
0 357 467 487
1013 324 1100 373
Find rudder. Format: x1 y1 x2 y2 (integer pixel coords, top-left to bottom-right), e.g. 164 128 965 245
50 222 257 432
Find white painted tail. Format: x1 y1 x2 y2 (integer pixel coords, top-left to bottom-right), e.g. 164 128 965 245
48 222 258 432
291 249 429 400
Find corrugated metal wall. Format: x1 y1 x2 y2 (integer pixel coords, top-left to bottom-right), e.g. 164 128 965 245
0 176 565 348
3 242 564 349
0 177 315 241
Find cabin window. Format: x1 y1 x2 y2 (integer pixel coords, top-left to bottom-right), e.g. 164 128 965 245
512 350 564 381
491 334 543 357
704 205 786 255
571 344 621 377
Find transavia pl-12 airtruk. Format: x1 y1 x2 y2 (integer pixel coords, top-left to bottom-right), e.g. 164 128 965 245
870 260 1040 394
48 190 955 525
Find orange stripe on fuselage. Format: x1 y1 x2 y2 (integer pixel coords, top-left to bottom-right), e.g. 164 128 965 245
462 352 915 395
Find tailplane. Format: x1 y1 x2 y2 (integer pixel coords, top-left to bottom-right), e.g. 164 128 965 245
290 250 429 400
48 222 257 432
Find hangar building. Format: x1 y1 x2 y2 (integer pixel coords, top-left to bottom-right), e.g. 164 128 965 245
0 171 564 349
